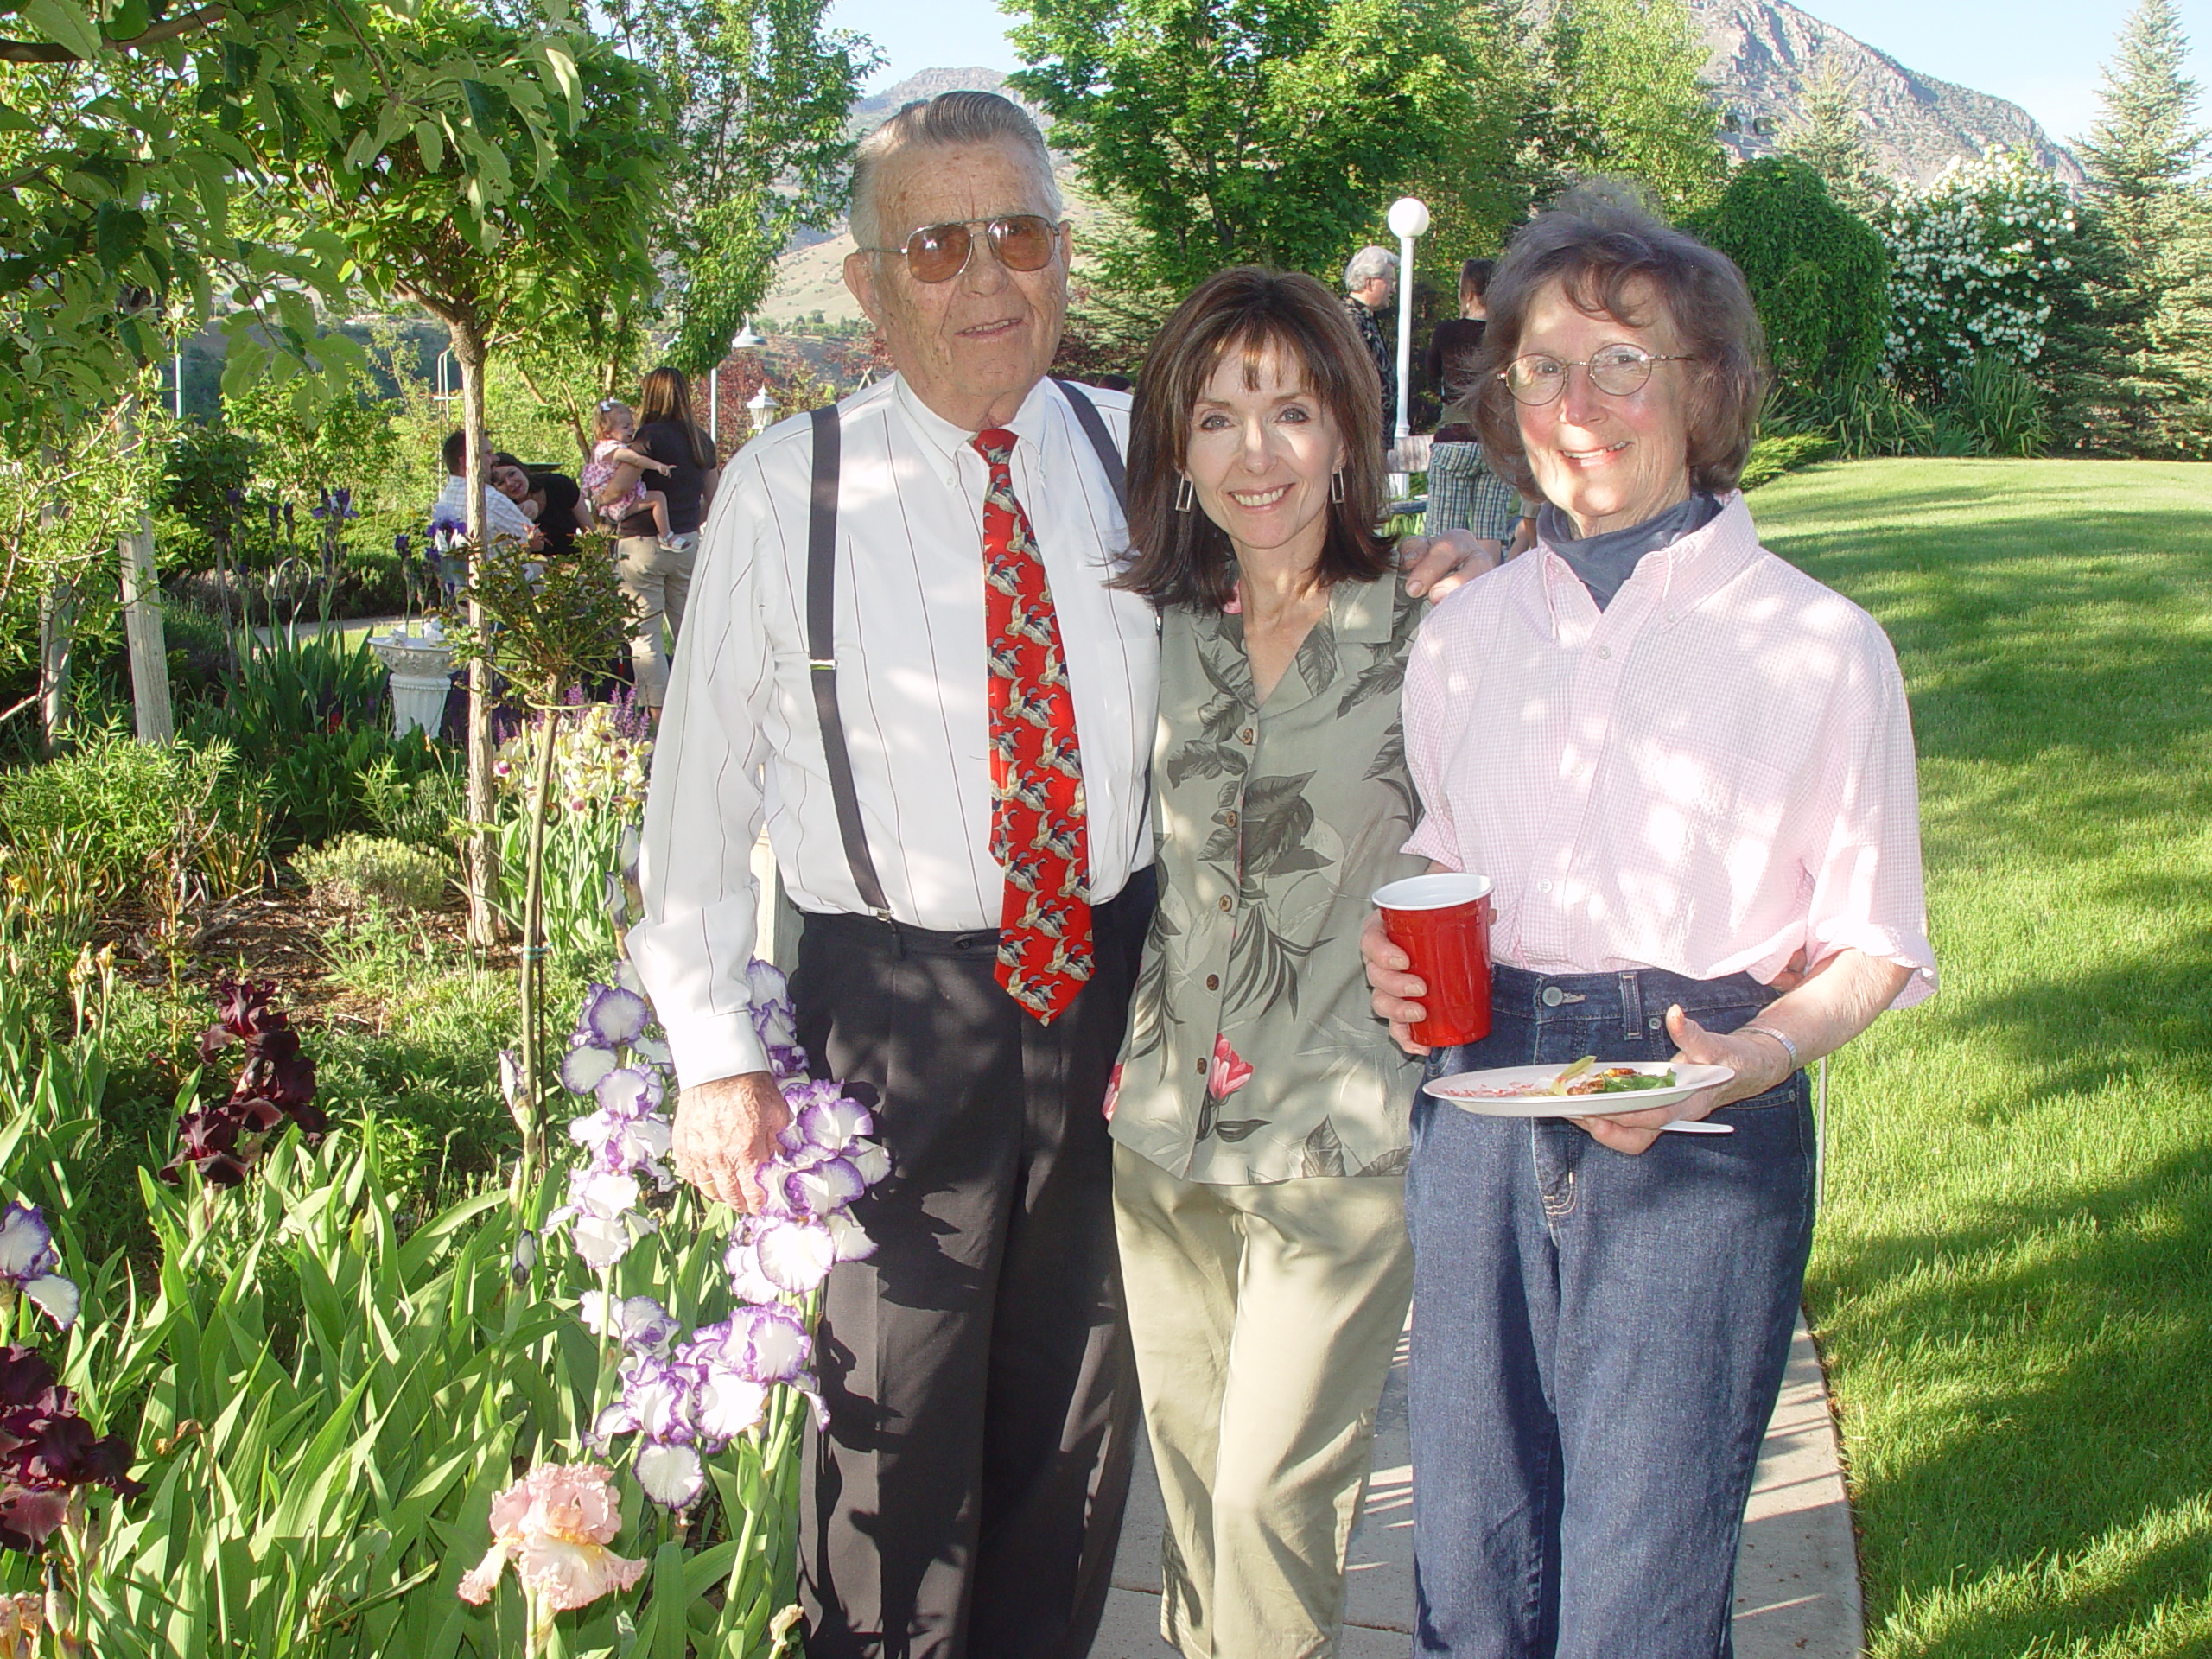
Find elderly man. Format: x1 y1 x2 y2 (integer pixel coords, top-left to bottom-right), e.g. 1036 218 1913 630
632 91 1475 1659
1343 245 1399 442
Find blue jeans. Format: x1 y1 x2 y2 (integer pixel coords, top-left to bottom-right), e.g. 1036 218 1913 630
1406 965 1814 1659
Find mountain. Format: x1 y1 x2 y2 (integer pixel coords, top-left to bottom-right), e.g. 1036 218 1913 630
849 67 1026 125
1691 0 2083 187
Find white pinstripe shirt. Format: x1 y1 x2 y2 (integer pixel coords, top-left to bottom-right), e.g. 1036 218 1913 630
631 373 1160 1088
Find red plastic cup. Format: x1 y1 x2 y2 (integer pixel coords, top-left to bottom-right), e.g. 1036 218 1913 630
1373 873 1495 1048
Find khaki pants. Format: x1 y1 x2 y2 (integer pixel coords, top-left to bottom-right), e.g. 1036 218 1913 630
1114 1144 1414 1659
614 531 697 707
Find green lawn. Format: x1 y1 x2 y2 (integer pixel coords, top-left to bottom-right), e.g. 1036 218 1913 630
1754 459 2212 1659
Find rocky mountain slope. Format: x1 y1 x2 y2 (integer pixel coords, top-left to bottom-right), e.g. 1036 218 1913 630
1694 0 2082 187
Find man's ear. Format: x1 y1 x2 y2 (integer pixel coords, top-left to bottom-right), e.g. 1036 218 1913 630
844 251 883 326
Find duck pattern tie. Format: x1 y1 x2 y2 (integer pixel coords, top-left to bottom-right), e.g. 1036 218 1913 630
975 427 1092 1022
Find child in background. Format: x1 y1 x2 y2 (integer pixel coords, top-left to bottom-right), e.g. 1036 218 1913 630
581 400 672 540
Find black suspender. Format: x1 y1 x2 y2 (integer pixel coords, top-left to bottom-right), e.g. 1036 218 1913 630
805 381 1128 921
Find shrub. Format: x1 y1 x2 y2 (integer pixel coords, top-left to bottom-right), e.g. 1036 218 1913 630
0 737 270 930
1881 148 2081 403
1740 432 1840 488
1692 158 1890 416
1955 350 2051 457
1828 378 1940 460
293 835 450 912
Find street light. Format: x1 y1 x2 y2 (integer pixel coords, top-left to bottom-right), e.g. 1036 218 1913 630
747 383 779 439
1385 196 1430 456
714 321 766 453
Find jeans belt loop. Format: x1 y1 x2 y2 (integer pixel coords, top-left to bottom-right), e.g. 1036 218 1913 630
1619 970 1644 1043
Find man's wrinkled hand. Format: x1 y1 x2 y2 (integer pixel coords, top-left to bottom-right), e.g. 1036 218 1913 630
672 1071 791 1211
1398 529 1503 603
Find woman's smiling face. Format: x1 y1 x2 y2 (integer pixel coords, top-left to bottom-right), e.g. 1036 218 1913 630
1514 276 1693 537
1182 341 1346 573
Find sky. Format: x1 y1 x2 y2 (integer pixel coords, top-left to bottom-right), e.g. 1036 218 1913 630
822 0 2212 151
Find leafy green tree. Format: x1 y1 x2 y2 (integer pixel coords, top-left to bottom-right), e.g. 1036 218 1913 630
1692 157 1888 417
238 12 664 942
1782 64 1891 219
1008 0 1504 292
600 0 876 380
2060 0 2212 455
1528 0 1727 216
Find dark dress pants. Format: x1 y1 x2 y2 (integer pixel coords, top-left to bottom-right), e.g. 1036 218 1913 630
791 868 1154 1659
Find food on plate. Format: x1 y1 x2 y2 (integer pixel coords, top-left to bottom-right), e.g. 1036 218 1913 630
1445 1058 1678 1101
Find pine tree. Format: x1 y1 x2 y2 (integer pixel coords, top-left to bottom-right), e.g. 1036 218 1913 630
2061 0 2212 455
1781 65 1891 220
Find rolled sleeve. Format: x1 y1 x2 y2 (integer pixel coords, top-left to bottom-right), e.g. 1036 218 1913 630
1803 631 1938 1008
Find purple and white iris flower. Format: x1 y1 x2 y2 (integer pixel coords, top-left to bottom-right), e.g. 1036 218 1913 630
0 1206 77 1332
553 957 890 1510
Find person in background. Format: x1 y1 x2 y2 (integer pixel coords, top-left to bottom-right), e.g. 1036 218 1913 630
1423 258 1518 559
594 366 720 709
582 399 674 539
1109 266 1452 1659
1363 186 1937 1659
433 429 540 550
1342 245 1398 445
490 453 590 558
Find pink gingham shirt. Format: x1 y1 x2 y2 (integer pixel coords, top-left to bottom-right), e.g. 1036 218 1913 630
1403 493 1936 1007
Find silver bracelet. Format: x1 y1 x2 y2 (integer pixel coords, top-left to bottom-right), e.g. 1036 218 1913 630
1739 1022 1802 1072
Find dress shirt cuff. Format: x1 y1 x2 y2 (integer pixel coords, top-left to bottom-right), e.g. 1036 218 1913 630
661 1012 774 1093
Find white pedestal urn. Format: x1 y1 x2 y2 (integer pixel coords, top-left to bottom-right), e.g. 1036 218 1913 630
371 622 456 739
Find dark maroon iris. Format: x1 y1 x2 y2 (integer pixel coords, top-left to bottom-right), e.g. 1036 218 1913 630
164 982 323 1186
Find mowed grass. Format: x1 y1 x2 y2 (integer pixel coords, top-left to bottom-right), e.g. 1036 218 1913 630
1753 459 2212 1659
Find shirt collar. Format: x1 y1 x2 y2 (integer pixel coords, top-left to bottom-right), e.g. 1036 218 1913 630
891 372 1060 472
1535 490 1761 631
1332 569 1403 645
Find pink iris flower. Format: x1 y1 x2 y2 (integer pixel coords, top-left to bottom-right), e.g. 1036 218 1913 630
455 1463 645 1630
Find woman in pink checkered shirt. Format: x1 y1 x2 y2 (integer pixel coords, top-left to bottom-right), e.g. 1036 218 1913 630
1362 186 1937 1659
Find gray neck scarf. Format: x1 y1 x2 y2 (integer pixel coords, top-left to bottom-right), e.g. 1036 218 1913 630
1538 493 1722 611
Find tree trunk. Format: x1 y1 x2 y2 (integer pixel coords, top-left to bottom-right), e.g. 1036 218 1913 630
117 400 175 744
35 447 71 755
36 577 75 757
452 319 505 949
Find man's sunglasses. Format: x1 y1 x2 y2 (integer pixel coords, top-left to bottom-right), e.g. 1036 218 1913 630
862 215 1064 283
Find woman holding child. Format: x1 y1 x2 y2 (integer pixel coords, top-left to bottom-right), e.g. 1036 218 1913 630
596 366 721 709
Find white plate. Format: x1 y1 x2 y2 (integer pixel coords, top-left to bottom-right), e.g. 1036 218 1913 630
1425 1061 1735 1118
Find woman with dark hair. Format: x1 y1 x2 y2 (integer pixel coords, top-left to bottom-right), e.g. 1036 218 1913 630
1109 265 1449 1659
489 452 590 557
597 365 721 708
1363 187 1936 1657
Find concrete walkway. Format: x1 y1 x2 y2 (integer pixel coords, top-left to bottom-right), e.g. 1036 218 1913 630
1096 1315 1863 1658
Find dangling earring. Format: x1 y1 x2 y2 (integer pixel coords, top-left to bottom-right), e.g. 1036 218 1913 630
1329 469 1345 504
1174 474 1195 513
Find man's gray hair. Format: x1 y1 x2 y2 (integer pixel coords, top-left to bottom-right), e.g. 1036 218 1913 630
1343 245 1400 291
850 91 1063 250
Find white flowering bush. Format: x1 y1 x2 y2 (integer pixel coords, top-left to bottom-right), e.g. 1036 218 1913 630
1881 147 2081 400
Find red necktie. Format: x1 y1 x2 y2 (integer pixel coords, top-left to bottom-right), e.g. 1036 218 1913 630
976 428 1093 1022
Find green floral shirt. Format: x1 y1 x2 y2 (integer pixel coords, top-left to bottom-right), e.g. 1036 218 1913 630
1108 569 1428 1185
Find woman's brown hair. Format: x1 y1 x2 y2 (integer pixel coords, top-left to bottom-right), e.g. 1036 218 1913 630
1469 183 1767 499
1119 266 1390 611
636 366 717 470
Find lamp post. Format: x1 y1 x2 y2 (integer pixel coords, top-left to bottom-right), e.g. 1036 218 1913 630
1386 196 1430 487
713 318 769 454
747 383 779 440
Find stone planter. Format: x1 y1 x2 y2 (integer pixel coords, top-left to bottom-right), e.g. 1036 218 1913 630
370 627 455 739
